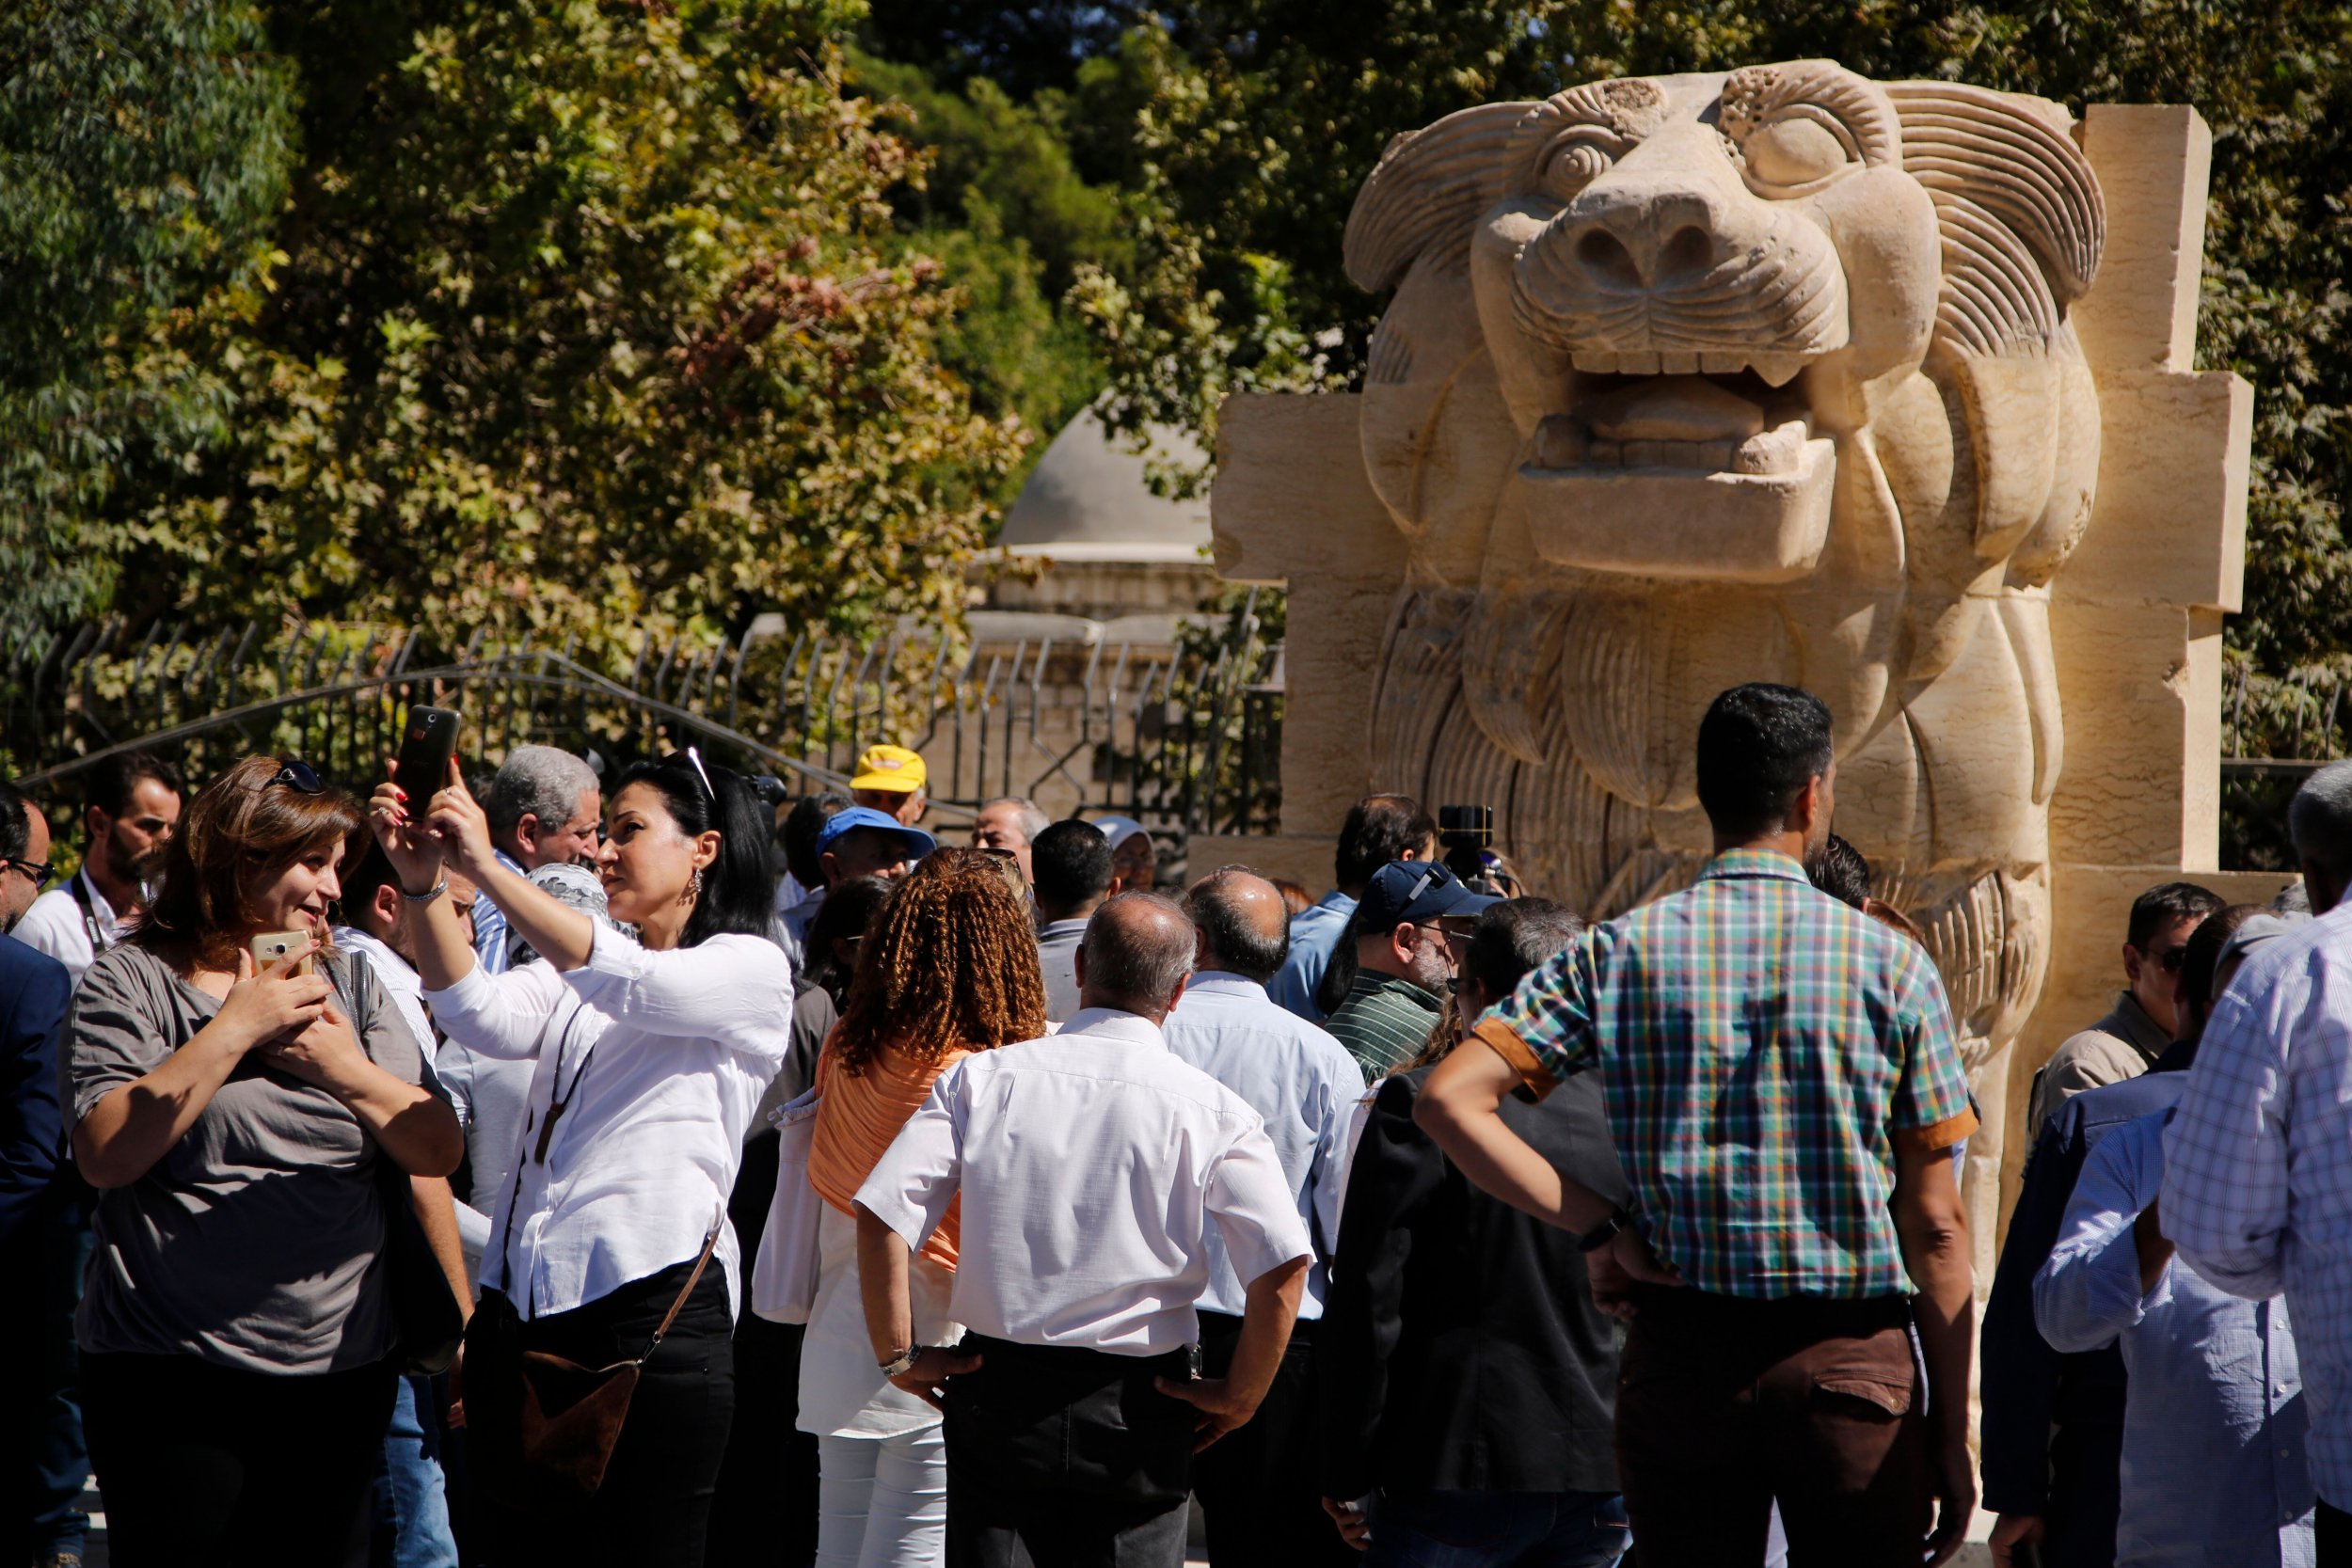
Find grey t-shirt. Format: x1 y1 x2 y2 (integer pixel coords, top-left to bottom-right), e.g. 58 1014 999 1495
68 942 430 1372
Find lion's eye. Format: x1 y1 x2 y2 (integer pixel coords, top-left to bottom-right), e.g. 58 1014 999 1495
1743 118 1851 188
1541 138 1616 202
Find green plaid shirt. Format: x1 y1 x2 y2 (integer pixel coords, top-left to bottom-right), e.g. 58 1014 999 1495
1476 848 1976 1299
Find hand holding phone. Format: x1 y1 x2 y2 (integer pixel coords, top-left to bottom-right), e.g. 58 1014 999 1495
394 705 462 800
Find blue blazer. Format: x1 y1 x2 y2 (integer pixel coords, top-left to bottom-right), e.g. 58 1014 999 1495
0 931 72 1245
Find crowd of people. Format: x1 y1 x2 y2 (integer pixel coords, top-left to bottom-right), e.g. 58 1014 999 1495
2 685 2350 1568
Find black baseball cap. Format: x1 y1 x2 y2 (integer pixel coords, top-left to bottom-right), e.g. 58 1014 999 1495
1356 859 1499 935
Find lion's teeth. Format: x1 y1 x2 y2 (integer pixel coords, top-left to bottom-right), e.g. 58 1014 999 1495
1533 415 1585 468
1701 352 1745 375
1659 352 1699 375
1731 421 1806 476
1748 355 1804 388
1570 351 1619 374
1617 351 1662 375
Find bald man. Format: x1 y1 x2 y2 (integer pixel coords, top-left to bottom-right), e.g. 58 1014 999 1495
855 892 1313 1568
1164 868 1363 1567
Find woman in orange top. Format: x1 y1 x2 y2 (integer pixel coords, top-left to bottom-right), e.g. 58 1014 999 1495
798 849 1046 1568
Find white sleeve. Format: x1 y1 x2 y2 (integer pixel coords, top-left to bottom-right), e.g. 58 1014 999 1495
561 927 793 1066
854 1068 966 1252
420 958 571 1061
2034 1117 2168 1353
1207 1118 1315 1289
2162 973 2300 1300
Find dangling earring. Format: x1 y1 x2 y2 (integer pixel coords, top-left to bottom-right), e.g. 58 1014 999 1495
681 867 704 905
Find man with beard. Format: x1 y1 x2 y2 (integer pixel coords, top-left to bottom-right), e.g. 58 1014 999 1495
1416 683 1980 1568
16 752 183 987
1322 860 1496 1084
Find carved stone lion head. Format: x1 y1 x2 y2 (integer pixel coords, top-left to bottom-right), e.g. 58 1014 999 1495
1345 62 2108 1046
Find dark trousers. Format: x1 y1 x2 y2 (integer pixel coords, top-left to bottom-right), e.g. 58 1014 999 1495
1615 1291 1929 1567
942 1333 1197 1568
0 1188 94 1562
82 1349 397 1568
707 1128 819 1567
1192 1311 1354 1568
1367 1490 1629 1568
481 1261 736 1568
2043 1418 2123 1568
2319 1497 2352 1565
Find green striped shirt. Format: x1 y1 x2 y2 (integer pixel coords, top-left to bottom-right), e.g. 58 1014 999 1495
1326 972 1443 1084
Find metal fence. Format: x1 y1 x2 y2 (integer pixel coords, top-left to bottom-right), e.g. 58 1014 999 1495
1 601 1284 847
2221 661 2352 870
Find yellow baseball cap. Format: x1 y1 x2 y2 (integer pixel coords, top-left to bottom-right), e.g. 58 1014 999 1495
850 744 927 794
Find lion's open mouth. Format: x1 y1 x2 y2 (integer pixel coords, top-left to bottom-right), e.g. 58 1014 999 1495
1513 361 1838 583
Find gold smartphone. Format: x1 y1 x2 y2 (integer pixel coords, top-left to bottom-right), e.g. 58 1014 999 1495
249 930 314 977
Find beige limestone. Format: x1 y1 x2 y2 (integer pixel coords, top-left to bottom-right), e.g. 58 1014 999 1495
1211 68 2252 1258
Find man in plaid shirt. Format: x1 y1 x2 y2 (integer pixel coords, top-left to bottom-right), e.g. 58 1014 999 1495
1418 683 1979 1567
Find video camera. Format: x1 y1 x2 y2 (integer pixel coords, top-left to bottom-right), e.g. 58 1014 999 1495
1438 803 1508 896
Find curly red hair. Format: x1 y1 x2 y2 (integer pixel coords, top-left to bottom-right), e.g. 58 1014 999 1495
831 847 1047 1075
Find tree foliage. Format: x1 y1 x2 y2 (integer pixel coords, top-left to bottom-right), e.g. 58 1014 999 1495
1053 2 2352 727
0 0 295 639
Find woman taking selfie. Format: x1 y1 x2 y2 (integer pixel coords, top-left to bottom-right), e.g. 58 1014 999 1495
66 755 463 1567
372 748 792 1567
802 849 1046 1568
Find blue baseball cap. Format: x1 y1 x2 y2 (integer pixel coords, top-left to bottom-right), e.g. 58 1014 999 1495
1356 859 1498 934
814 806 936 863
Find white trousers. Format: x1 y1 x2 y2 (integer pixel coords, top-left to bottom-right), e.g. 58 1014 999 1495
815 1425 948 1568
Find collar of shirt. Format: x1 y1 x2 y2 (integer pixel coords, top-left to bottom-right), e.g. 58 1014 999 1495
1350 970 1443 1015
1051 1006 1168 1049
76 869 126 940
1183 971 1272 1003
2098 990 2175 1065
1037 916 1091 942
1695 846 1811 885
494 848 527 879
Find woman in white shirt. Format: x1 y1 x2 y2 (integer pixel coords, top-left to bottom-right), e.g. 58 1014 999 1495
370 748 793 1568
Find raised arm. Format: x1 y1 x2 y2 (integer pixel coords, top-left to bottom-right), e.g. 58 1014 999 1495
1415 1038 1613 1232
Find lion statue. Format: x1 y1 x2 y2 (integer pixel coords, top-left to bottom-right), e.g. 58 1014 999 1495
1343 60 2106 1078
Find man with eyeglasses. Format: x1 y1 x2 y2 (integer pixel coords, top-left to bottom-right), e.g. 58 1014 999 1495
14 751 183 988
2026 881 2226 1138
1321 860 1498 1085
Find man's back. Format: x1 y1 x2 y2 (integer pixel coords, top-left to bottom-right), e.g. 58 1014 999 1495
1480 847 1976 1299
1162 973 1359 1316
862 1008 1307 1354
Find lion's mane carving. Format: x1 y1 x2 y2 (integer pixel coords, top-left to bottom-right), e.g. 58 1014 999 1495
1343 61 2107 1067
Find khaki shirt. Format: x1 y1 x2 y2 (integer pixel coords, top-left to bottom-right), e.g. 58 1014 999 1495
2026 990 2174 1136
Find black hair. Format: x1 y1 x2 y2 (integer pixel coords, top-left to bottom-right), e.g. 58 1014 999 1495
782 791 851 887
1183 867 1291 982
85 751 184 819
1806 832 1872 909
2127 880 2226 951
803 873 895 1008
1033 819 1112 917
612 754 777 945
341 838 402 919
1335 794 1438 892
0 779 32 863
1693 683 1836 838
1464 896 1584 1001
2177 902 2261 1024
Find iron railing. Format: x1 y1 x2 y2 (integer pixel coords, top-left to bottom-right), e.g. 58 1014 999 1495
2 604 1284 848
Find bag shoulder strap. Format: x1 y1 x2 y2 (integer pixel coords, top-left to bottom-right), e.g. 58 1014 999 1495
644 1207 725 1358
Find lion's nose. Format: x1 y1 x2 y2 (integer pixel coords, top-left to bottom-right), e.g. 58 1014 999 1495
1556 189 1735 291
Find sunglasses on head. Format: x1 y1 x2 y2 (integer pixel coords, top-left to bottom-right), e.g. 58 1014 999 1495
661 745 716 805
265 760 326 795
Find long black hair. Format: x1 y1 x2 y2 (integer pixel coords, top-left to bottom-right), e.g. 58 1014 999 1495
613 752 776 946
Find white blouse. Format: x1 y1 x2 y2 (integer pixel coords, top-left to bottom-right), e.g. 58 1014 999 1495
423 923 794 1320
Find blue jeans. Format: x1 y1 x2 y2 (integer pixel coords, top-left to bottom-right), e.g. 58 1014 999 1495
372 1374 459 1568
1366 1490 1630 1568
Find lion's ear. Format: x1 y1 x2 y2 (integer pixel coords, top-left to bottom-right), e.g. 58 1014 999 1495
1885 83 2106 358
1345 103 1534 292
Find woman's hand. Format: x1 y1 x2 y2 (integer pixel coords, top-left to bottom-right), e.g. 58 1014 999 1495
214 945 333 1053
371 768 445 893
419 760 500 884
265 1000 373 1096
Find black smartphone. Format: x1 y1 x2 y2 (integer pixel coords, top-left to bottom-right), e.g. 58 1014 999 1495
394 705 463 796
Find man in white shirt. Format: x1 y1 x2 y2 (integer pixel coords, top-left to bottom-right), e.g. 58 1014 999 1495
15 751 183 986
1164 867 1361 1568
855 893 1314 1568
1031 819 1112 1022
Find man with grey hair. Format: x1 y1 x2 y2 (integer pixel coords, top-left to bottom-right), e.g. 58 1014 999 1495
972 796 1050 885
1164 868 1360 1568
2163 759 2352 1554
469 745 601 974
854 892 1313 1568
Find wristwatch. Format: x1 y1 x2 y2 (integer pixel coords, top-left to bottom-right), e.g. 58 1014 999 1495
879 1345 926 1378
1577 1207 1630 1254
